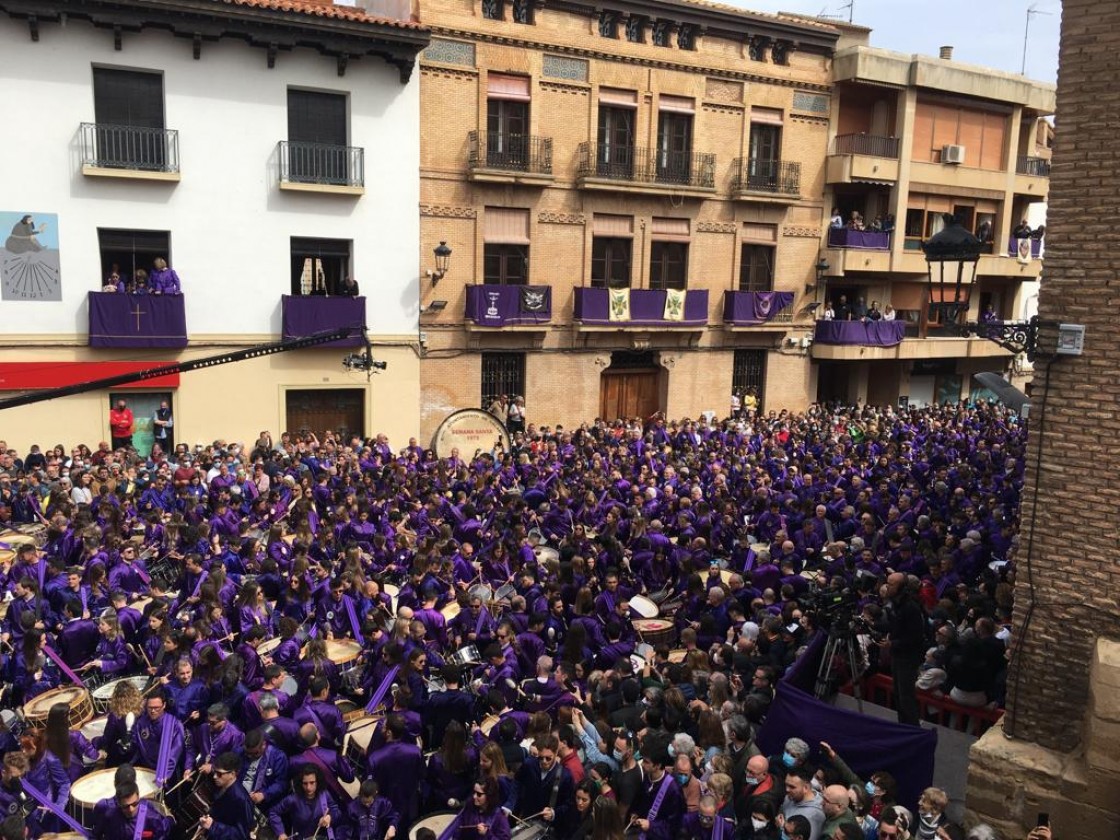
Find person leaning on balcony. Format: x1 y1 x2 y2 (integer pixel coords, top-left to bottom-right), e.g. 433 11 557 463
340 275 360 297
1012 220 1032 239
129 269 150 295
846 211 865 231
103 263 124 293
821 302 835 321
866 302 882 322
149 257 181 295
882 305 896 322
829 208 843 229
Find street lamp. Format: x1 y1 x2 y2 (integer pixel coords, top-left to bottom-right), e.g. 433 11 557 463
920 215 1055 360
429 241 452 285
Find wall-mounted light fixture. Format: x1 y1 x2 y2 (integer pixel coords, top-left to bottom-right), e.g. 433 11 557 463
427 241 452 285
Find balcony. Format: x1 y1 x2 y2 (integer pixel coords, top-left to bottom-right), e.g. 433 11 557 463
278 141 364 195
576 143 716 198
826 133 900 185
827 228 892 250
281 295 366 347
88 292 187 348
722 291 794 329
813 319 905 349
1013 155 1050 198
574 287 708 328
812 333 1014 362
731 158 801 202
80 123 180 182
467 132 553 185
465 285 552 328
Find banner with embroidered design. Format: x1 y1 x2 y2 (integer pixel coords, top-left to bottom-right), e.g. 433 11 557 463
663 289 686 322
608 288 631 321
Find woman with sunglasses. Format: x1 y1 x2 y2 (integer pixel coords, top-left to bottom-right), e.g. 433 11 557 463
450 777 511 840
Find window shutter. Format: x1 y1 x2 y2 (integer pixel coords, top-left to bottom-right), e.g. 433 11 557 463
288 90 347 146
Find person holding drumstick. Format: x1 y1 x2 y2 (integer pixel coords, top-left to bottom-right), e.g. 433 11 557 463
267 765 340 840
198 752 255 840
451 777 510 840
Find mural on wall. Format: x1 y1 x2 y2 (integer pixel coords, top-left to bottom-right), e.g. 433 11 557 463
1 212 61 301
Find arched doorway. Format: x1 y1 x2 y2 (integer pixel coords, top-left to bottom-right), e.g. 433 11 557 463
599 350 662 420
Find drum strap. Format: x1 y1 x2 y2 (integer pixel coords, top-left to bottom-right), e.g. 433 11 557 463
343 596 364 646
364 665 399 715
42 643 84 686
22 780 89 838
133 802 148 840
303 750 349 804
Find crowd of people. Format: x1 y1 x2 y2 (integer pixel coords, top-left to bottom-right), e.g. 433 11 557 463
0 400 1034 840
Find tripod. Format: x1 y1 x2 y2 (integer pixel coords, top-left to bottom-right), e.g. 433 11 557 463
814 631 864 713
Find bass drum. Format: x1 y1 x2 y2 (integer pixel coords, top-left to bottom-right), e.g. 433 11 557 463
409 811 457 840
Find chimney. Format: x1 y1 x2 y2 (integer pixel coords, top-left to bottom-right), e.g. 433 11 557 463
939 45 954 60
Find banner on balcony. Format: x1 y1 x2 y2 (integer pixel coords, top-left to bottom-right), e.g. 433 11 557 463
663 289 686 321
520 286 549 313
608 288 631 321
1014 238 1032 265
1 211 61 301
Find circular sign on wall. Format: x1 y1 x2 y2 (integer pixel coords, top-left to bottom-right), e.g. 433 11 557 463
431 409 511 459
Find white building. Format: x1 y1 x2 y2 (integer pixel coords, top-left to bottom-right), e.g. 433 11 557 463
0 0 429 453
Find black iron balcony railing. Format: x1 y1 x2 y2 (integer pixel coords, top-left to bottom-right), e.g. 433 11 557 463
80 122 179 173
1016 156 1051 177
577 142 716 189
468 131 553 175
278 140 364 188
833 133 901 158
732 158 801 195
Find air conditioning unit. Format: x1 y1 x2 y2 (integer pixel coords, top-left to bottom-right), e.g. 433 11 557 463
942 144 966 164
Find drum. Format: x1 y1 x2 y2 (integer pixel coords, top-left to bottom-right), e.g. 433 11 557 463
533 546 559 565
383 583 400 614
80 715 108 743
343 715 381 765
69 767 157 827
91 675 148 715
0 530 38 548
629 594 659 619
0 599 9 623
335 699 366 723
667 649 687 664
325 639 362 666
41 834 86 840
494 583 516 603
179 777 214 827
410 811 457 840
24 685 93 729
479 714 500 736
427 677 447 694
511 821 550 840
441 601 461 622
633 618 677 648
0 548 14 565
447 645 480 667
258 637 282 658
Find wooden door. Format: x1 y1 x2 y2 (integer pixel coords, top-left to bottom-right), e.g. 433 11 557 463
600 370 660 420
285 388 365 439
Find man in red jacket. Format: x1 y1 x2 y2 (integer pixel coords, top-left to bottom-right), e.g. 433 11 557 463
109 398 134 450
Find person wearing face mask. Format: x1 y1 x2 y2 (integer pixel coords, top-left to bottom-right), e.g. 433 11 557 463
609 731 643 820
768 738 812 785
746 800 781 840
679 795 735 840
736 755 780 824
672 752 701 812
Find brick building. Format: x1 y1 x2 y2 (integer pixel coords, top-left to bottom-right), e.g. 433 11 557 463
814 32 1054 407
965 1 1120 838
413 0 839 437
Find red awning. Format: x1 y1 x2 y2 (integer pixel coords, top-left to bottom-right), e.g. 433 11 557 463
0 362 180 391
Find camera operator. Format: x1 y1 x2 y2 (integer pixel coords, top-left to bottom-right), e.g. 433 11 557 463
880 573 926 726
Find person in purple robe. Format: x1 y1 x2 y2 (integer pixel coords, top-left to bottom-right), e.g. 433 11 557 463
240 727 290 812
268 764 341 840
366 715 423 829
92 780 175 840
422 721 477 812
56 600 100 667
192 703 245 775
293 676 345 751
131 687 193 784
447 777 511 840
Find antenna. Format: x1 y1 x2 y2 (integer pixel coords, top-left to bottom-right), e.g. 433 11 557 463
1021 3 1052 75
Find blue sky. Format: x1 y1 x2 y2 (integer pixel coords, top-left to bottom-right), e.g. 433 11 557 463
729 0 1062 83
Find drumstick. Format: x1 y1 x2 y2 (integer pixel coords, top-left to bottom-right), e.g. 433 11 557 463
131 643 153 668
164 773 196 797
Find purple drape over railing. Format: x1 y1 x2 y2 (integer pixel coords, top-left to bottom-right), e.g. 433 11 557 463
722 291 794 325
88 292 188 348
757 632 937 810
828 228 891 250
574 288 708 326
281 295 366 348
814 320 906 347
465 285 552 326
1007 237 1042 258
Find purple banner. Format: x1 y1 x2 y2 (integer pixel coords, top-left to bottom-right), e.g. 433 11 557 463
465 285 552 326
828 228 891 250
1006 237 1042 258
814 320 906 347
281 295 366 348
574 288 708 326
757 633 937 810
88 292 188 348
722 291 794 326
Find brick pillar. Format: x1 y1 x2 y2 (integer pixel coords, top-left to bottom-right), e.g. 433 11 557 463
967 2 1120 836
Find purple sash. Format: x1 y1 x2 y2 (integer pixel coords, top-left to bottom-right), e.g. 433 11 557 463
302 748 348 804
713 815 726 840
43 643 85 686
23 780 90 837
639 773 674 840
474 607 488 638
344 596 364 645
318 791 336 840
154 715 175 786
134 562 152 587
364 665 399 715
80 587 89 615
133 802 148 840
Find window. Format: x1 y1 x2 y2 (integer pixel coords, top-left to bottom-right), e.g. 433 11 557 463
481 353 525 409
511 0 533 24
591 238 632 288
598 11 618 38
625 16 645 42
739 244 775 292
748 116 782 189
481 0 504 20
484 208 530 285
486 76 530 169
92 67 166 169
98 229 171 288
657 102 694 184
597 100 636 178
290 237 351 296
732 350 766 402
287 89 349 184
650 241 688 290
